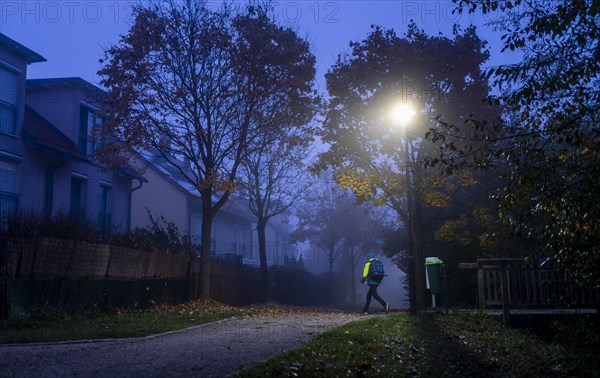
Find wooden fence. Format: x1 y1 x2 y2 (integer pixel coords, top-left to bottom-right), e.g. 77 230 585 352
0 237 264 317
461 258 599 324
2 238 193 281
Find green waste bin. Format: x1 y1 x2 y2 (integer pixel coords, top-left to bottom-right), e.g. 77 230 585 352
425 257 444 296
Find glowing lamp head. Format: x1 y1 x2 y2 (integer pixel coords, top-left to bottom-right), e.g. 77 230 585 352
394 103 415 125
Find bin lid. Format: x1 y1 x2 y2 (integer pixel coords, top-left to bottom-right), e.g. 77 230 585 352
425 257 444 265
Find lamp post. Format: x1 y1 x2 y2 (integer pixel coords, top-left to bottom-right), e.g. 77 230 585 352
394 103 416 315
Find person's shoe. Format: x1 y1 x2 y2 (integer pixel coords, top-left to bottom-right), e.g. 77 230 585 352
361 311 368 315
385 303 390 313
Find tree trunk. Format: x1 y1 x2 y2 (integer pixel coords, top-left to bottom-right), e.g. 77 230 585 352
200 196 213 299
328 249 334 302
350 247 357 303
351 260 357 303
257 220 269 303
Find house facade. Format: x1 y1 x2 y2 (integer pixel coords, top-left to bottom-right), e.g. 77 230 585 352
130 155 255 260
2 32 292 266
25 77 145 228
0 34 142 229
130 154 292 266
0 34 46 224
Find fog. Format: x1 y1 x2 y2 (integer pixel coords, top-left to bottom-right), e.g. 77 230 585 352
302 249 408 311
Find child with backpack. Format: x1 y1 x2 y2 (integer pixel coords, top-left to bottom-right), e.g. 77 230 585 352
360 254 389 314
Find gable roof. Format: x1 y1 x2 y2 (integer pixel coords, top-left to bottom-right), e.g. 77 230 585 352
0 34 46 64
220 197 255 222
22 105 87 160
116 164 149 183
26 77 105 97
141 153 255 221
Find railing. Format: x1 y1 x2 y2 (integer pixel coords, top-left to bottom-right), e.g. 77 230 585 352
461 258 599 324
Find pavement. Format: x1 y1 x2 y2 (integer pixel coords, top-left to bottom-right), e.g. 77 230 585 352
0 312 363 378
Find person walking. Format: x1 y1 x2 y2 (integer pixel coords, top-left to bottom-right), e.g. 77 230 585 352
361 254 389 314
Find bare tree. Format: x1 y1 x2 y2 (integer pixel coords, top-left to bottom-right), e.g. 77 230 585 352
292 179 353 300
98 0 316 298
243 134 316 302
339 203 388 303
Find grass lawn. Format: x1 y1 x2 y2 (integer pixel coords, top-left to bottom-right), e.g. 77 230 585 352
0 299 248 344
238 310 600 377
2 302 598 377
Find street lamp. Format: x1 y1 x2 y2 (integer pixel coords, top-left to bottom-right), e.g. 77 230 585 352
394 104 416 126
393 103 416 315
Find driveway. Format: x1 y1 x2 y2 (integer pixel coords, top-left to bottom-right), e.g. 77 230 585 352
0 312 362 377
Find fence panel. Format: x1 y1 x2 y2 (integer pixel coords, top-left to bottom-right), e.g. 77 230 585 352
0 237 277 317
31 238 74 279
477 258 599 310
106 246 146 280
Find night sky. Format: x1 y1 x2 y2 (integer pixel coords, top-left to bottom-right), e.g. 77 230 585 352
1 1 520 93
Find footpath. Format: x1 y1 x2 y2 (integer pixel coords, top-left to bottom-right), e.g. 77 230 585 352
0 312 362 377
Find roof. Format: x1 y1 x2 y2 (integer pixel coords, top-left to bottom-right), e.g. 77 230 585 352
141 153 256 221
26 77 105 96
266 215 293 237
0 34 46 64
116 164 149 183
22 105 87 160
220 197 255 222
23 106 148 182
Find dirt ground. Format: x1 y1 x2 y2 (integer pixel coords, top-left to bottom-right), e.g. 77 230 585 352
0 312 363 377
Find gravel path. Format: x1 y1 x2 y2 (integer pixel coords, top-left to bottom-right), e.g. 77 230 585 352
0 312 363 377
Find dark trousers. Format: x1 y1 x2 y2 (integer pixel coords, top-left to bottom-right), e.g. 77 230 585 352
362 285 386 312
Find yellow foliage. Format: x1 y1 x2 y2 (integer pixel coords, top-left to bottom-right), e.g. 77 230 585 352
421 169 477 192
423 192 451 208
335 169 377 198
453 170 478 187
472 206 499 229
479 233 499 251
435 215 471 246
373 195 388 207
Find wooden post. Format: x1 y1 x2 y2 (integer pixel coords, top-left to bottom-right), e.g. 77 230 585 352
500 261 510 326
443 264 449 315
478 267 485 310
0 267 7 319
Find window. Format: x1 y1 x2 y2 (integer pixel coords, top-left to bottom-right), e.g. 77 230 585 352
229 227 238 253
70 176 86 219
229 226 246 254
0 159 18 225
239 228 246 254
79 105 103 158
0 67 19 135
98 185 112 228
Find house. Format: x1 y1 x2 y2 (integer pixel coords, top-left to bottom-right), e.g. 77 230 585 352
0 33 144 229
1 34 45 223
130 154 292 266
246 214 294 267
1 32 292 266
130 154 254 260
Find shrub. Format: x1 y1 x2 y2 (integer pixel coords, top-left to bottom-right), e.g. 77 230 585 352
1 211 119 242
1 210 195 255
111 210 195 254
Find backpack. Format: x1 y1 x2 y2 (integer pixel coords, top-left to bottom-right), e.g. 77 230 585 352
369 259 385 283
